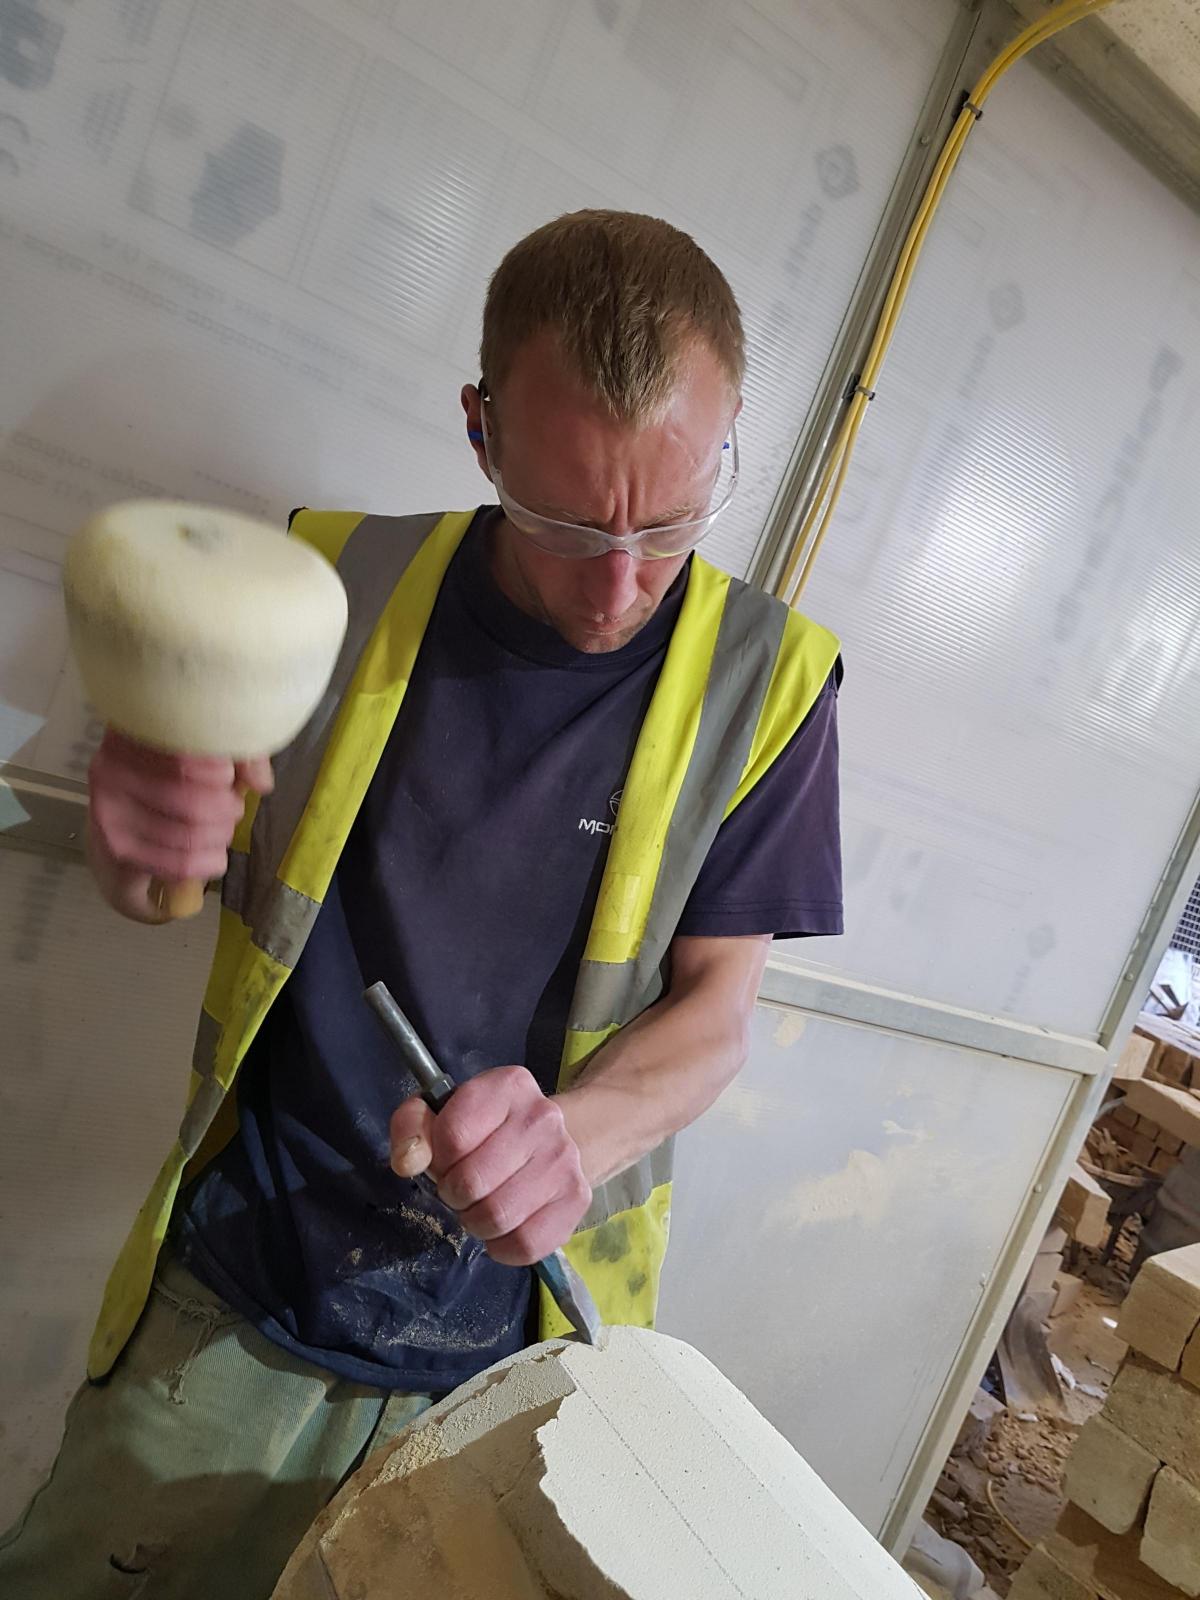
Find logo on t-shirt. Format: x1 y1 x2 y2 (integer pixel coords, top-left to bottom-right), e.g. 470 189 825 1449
578 788 623 837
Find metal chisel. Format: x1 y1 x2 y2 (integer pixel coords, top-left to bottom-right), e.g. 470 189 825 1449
363 980 603 1345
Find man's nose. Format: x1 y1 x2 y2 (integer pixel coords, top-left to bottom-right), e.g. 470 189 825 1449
583 551 641 615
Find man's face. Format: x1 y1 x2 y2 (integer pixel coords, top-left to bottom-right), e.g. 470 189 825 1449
462 333 737 653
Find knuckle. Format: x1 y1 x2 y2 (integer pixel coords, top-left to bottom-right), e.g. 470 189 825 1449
436 1115 475 1166
498 1064 534 1097
478 1195 512 1236
448 1159 486 1210
530 1094 562 1134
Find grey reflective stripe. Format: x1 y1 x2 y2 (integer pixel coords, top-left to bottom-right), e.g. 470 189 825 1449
249 880 320 968
565 575 784 1037
638 577 785 980
563 576 787 1235
190 1007 221 1082
579 1137 675 1231
248 512 443 903
568 957 642 1035
221 848 250 919
179 1072 225 1158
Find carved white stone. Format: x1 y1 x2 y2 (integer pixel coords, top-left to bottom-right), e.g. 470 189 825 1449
274 1327 921 1600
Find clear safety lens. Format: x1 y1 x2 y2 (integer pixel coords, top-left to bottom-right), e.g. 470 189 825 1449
482 403 739 561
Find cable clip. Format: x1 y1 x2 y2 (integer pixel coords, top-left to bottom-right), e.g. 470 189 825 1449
844 373 876 402
959 93 984 121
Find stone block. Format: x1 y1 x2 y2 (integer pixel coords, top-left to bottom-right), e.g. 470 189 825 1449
1117 1244 1200 1370
271 1328 924 1600
1055 1164 1109 1248
1048 1504 1184 1600
1008 1544 1098 1599
1062 1415 1160 1534
1105 1354 1200 1484
1141 1468 1200 1596
1123 1080 1200 1150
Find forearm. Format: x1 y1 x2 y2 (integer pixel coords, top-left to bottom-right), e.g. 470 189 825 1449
558 945 763 1187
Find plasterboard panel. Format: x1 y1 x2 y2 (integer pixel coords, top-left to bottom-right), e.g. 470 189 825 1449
0 0 958 785
784 56 1200 1038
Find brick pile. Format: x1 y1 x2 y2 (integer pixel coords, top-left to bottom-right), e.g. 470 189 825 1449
1091 1019 1200 1182
1008 1243 1200 1599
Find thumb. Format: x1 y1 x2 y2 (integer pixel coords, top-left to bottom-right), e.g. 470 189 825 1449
233 755 275 796
390 1098 435 1178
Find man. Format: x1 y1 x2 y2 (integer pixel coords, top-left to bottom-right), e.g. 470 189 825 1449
0 211 842 1598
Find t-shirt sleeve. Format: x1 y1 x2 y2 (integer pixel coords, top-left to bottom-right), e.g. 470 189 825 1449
675 660 843 941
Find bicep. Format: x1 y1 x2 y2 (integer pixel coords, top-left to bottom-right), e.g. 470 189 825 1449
667 933 771 1017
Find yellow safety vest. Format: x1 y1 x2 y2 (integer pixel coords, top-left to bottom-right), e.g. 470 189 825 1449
88 509 839 1379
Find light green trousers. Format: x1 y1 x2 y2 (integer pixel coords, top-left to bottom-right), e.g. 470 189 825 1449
0 1252 433 1600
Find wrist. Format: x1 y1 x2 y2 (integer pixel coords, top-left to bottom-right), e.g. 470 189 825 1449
558 1081 627 1189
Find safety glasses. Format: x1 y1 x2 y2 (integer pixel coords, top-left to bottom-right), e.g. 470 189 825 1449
476 393 739 561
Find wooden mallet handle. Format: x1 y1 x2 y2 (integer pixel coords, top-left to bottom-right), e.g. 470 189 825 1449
149 877 208 920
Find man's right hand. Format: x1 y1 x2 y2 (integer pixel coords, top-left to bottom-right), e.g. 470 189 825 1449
87 729 273 923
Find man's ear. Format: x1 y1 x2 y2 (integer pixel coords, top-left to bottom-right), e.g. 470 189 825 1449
461 384 489 477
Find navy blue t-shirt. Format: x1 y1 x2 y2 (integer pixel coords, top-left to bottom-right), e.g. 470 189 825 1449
177 510 842 1391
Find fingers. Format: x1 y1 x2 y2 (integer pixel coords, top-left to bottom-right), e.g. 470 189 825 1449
430 1066 530 1200
460 1145 590 1250
234 755 275 796
88 729 269 882
485 1189 592 1267
435 1076 562 1209
390 1066 592 1263
389 1099 436 1177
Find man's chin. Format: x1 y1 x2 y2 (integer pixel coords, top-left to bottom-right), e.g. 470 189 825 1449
560 615 645 653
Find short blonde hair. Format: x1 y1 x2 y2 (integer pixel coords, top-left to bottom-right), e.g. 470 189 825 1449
481 210 744 422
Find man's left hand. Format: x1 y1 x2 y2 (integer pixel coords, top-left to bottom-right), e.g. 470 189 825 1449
388 1065 592 1266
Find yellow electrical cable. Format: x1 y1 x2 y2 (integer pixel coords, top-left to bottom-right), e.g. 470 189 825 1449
776 0 1121 604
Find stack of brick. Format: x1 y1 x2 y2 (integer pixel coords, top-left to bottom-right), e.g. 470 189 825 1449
1098 1098 1191 1178
1130 1017 1200 1096
1008 1243 1200 1599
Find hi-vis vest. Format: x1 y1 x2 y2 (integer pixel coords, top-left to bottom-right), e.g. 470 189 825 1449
88 509 839 1379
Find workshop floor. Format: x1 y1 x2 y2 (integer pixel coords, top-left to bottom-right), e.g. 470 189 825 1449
921 1225 1137 1596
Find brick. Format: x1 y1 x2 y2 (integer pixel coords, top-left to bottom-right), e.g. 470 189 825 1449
1157 1131 1185 1156
1096 1112 1136 1146
1136 1115 1164 1139
1141 1468 1200 1595
1115 1034 1155 1083
1157 1046 1194 1088
1150 1149 1179 1176
1052 1272 1085 1319
1028 1253 1061 1297
1123 1079 1200 1150
1048 1504 1183 1600
1009 1543 1099 1599
1055 1164 1110 1248
1063 1415 1160 1534
1105 1355 1200 1483
1113 1103 1140 1129
1124 1129 1158 1166
1117 1245 1200 1370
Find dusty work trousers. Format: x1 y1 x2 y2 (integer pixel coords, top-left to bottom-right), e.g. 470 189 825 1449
0 1252 433 1600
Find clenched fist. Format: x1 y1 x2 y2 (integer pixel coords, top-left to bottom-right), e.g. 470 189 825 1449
87 729 273 921
389 1065 591 1266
